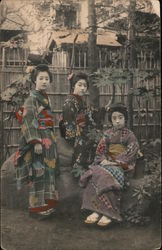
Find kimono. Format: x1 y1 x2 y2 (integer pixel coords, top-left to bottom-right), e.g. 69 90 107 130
80 127 139 221
14 90 59 214
62 94 105 171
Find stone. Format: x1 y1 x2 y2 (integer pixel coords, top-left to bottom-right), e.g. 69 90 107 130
56 135 74 167
1 138 150 216
1 154 29 210
0 136 80 210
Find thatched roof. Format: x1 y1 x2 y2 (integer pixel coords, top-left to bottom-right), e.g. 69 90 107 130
46 29 122 49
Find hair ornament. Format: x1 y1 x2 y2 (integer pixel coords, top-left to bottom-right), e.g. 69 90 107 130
68 73 74 81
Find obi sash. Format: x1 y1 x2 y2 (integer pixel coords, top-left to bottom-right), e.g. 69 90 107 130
108 144 126 159
38 109 54 129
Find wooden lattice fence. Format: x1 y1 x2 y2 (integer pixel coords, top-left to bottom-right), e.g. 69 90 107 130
0 48 161 164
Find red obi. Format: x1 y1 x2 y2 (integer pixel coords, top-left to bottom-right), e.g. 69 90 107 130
38 109 54 128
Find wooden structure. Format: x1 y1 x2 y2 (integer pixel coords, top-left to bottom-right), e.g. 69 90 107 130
0 28 161 164
46 29 122 69
0 45 29 68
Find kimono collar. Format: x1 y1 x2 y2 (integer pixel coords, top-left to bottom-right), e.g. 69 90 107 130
112 126 126 133
31 90 50 108
73 94 83 101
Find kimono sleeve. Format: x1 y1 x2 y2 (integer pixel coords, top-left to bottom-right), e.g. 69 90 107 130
115 130 139 168
94 132 110 164
63 99 77 140
21 96 42 144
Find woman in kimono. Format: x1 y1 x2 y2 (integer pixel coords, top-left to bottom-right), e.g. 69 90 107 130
80 103 139 227
60 72 106 177
14 64 59 219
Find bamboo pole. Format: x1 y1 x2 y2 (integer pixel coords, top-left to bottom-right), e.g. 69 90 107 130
127 0 136 130
88 0 99 108
2 47 6 69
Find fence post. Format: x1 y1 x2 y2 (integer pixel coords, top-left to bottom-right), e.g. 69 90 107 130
2 47 6 69
0 101 4 165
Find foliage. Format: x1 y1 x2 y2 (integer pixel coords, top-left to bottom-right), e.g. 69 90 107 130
93 68 132 87
1 73 32 113
93 68 160 98
123 141 161 225
133 158 161 202
130 86 161 98
134 11 160 34
123 206 151 225
71 163 85 178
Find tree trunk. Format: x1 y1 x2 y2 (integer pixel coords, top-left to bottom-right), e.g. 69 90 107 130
88 0 99 108
127 0 136 130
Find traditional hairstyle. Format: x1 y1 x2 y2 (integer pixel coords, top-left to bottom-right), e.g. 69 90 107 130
30 64 52 83
69 72 89 91
108 102 128 124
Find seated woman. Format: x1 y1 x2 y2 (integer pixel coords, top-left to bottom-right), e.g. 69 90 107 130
79 103 139 227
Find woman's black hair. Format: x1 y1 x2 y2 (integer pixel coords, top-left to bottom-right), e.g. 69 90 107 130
70 72 89 91
31 64 53 83
108 103 128 124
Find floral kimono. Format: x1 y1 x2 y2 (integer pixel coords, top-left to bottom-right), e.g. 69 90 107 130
14 90 59 214
61 94 105 173
80 127 139 221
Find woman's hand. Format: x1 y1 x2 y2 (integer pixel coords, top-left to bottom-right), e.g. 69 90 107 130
101 159 118 166
34 143 42 154
106 161 118 166
100 159 109 165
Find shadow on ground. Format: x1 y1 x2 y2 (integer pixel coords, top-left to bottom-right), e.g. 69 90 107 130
1 205 161 250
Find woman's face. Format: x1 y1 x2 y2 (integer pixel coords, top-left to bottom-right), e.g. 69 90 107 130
73 79 87 96
35 71 50 91
111 111 125 129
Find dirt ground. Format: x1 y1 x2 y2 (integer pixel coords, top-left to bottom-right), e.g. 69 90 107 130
1 140 161 250
1 205 161 250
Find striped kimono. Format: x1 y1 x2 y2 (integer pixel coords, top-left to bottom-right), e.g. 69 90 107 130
14 90 59 214
80 127 139 221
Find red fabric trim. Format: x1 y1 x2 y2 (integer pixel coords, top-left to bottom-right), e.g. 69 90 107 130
46 199 58 208
29 200 58 213
15 108 24 125
73 94 82 101
29 139 42 144
38 119 54 127
41 91 48 98
42 109 53 118
76 113 86 127
96 139 106 155
14 150 20 166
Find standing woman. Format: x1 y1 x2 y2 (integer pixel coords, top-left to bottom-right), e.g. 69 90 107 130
60 72 106 177
14 64 59 219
